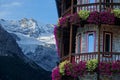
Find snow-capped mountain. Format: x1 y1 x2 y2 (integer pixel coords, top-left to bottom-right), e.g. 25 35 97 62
0 18 59 71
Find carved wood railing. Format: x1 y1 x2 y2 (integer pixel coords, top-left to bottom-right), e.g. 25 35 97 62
61 2 120 16
61 52 120 63
74 3 120 12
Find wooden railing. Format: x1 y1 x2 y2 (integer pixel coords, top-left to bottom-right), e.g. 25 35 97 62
61 2 120 16
61 52 120 63
74 3 100 12
75 3 120 12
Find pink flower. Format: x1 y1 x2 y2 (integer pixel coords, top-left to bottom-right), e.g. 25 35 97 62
52 67 61 80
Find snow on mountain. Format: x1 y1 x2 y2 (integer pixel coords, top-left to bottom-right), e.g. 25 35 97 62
0 18 59 71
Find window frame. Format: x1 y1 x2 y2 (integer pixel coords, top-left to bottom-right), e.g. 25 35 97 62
103 31 113 57
76 34 82 53
86 31 96 53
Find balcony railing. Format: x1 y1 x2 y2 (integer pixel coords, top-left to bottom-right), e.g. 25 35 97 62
61 2 120 17
61 52 120 63
74 3 120 12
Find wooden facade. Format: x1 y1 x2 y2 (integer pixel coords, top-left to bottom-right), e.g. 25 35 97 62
55 0 120 63
55 0 120 17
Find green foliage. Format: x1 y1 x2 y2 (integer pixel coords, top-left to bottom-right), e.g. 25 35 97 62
112 9 120 18
86 59 98 72
78 10 90 20
59 60 70 75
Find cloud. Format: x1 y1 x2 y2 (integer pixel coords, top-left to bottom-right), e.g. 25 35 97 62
1 2 22 8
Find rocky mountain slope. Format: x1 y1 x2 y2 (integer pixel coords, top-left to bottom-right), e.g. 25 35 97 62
0 18 59 71
0 25 51 80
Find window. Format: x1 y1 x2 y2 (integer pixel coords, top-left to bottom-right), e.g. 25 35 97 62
76 34 81 53
104 32 112 52
87 32 96 52
106 0 110 7
89 0 95 3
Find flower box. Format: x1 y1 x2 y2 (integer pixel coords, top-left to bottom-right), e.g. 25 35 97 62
100 75 112 80
112 74 120 80
78 72 97 80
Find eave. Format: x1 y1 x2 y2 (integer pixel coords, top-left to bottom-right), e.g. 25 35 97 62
55 0 61 17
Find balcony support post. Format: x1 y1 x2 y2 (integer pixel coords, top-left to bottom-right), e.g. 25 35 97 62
97 24 101 80
69 25 73 62
69 0 74 62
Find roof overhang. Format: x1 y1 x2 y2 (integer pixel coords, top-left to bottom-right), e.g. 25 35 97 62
55 0 61 17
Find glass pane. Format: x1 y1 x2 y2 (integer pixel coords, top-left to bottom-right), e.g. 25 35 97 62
90 0 95 3
105 34 110 52
88 33 94 52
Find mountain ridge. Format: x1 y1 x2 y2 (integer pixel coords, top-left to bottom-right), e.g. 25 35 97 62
0 18 59 71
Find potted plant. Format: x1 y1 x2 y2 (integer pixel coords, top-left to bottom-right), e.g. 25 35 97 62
86 59 98 72
78 10 90 20
79 59 98 80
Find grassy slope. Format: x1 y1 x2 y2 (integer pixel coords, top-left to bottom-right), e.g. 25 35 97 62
0 56 51 80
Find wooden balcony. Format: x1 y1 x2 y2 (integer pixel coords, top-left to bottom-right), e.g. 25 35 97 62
75 2 120 12
61 2 120 17
61 52 120 63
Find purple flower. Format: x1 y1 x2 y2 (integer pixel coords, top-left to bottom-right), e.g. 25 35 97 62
100 11 115 24
87 11 100 24
52 67 61 80
111 60 120 73
64 61 86 78
99 62 112 75
54 25 60 57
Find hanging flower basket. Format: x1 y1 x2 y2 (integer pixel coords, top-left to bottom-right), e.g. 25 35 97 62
69 13 81 25
100 11 115 25
87 11 100 24
78 10 90 20
58 15 70 27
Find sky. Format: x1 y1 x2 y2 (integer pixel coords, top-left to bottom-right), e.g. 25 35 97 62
0 0 58 24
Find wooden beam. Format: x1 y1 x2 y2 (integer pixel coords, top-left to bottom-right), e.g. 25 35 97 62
99 0 102 12
98 25 101 62
69 0 74 62
61 0 64 16
60 28 64 58
97 24 101 80
111 0 113 8
69 25 73 62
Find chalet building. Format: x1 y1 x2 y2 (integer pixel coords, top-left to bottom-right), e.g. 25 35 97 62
53 0 120 80
55 0 120 63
